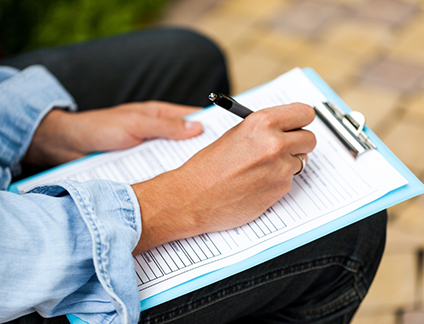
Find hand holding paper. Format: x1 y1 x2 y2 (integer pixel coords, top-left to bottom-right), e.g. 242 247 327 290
23 101 203 168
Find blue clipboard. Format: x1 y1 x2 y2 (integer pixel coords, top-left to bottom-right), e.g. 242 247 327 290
132 67 424 312
10 68 421 323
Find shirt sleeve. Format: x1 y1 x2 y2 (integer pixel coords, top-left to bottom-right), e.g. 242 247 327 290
0 65 77 186
0 180 142 324
0 65 142 324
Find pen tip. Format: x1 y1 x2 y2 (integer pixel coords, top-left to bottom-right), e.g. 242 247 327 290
208 92 218 102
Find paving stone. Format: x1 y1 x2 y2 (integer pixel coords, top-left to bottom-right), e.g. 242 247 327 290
338 84 400 132
386 202 424 254
243 28 308 61
414 0 424 10
221 0 288 19
381 117 424 177
304 52 358 88
389 198 415 223
158 0 221 26
359 252 416 310
393 195 424 238
359 58 424 92
350 312 396 324
355 0 418 27
328 0 368 7
269 0 346 37
280 42 362 91
404 93 424 119
321 18 392 56
417 75 424 93
389 14 424 65
193 12 256 49
230 47 290 94
400 309 424 324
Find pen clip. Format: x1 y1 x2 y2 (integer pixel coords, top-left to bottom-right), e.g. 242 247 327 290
314 101 376 158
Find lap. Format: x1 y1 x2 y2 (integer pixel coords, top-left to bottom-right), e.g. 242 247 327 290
0 28 230 109
139 210 387 324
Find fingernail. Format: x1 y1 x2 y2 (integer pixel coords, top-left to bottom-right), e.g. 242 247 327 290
185 121 200 130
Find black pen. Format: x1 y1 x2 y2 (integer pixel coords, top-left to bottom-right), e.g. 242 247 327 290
208 92 254 118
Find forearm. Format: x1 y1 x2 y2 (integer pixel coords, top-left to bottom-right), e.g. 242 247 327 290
23 109 85 167
131 170 199 255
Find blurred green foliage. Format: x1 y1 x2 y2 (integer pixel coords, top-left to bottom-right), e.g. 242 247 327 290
0 0 170 57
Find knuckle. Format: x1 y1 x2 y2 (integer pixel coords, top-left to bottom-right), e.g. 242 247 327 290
248 109 274 129
264 136 284 159
125 109 142 121
144 100 163 116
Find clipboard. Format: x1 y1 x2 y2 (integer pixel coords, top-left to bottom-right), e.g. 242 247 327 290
9 68 422 323
116 67 423 314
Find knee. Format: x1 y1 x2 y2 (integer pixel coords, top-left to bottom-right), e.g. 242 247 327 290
165 28 227 71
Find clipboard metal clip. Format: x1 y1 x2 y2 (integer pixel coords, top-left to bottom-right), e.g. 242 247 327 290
314 101 377 158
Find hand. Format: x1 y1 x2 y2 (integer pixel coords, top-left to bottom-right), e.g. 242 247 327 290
24 101 203 167
131 103 316 254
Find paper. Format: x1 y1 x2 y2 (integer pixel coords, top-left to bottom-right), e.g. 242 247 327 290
15 68 408 303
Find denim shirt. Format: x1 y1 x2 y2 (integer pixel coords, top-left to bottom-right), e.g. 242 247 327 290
0 66 142 324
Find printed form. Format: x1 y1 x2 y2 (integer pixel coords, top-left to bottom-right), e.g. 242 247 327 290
16 68 408 302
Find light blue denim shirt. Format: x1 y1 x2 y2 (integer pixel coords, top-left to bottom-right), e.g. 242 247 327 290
0 65 142 324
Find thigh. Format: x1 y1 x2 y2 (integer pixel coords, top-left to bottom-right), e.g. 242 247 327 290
0 28 230 110
139 210 387 324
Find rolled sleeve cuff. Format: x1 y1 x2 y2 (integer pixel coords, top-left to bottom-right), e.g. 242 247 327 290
30 180 142 324
0 65 77 175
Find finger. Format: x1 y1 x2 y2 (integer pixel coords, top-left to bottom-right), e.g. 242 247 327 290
135 116 203 140
254 103 315 132
141 101 203 119
291 153 308 176
282 129 317 155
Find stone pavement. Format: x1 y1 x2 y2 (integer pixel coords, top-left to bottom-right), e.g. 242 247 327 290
157 0 424 323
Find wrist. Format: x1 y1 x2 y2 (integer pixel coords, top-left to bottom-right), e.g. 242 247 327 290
24 109 83 167
131 170 199 255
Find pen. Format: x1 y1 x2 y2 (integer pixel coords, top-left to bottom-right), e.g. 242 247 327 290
208 92 254 118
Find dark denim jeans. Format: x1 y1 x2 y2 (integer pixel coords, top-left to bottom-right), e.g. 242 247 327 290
138 210 386 324
1 28 387 324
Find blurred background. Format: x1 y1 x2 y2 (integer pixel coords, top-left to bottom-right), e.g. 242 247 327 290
2 0 424 323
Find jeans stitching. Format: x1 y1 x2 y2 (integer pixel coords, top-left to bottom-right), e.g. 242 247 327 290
286 285 359 318
140 255 361 324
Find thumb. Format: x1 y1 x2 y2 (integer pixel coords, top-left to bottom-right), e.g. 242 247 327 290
142 117 203 140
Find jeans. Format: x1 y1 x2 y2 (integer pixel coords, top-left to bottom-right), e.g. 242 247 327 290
1 28 387 324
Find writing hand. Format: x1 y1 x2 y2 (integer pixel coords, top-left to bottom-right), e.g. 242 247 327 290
131 103 316 254
24 101 203 167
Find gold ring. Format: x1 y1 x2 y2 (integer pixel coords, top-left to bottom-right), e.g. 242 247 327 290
294 155 305 176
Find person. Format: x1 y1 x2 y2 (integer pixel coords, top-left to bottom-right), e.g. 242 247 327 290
0 28 387 324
